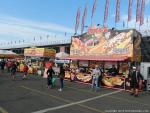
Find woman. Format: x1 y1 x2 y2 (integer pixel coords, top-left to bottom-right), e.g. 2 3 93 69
11 62 17 80
58 66 65 91
46 66 55 89
23 64 28 79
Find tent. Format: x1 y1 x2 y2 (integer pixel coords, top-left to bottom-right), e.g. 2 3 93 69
0 50 18 58
56 52 69 59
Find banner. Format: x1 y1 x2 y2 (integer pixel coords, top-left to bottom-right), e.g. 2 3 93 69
70 29 141 58
81 4 87 34
103 0 109 27
24 48 56 57
115 0 120 23
75 8 81 34
136 0 141 22
91 0 97 19
140 0 145 25
128 0 133 22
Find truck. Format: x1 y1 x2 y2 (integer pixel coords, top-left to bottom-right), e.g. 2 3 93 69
140 62 150 91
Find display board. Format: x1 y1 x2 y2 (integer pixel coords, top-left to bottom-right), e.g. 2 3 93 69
70 28 141 61
24 48 56 57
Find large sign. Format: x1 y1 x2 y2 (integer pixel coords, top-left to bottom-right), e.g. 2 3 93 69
24 48 56 57
70 29 141 59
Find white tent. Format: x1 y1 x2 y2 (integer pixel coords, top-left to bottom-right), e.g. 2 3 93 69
0 50 18 58
56 52 69 58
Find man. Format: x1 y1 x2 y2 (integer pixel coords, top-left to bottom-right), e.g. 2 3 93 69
129 66 144 97
92 65 101 92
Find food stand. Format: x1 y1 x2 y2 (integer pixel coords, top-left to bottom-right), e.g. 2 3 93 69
23 47 56 74
63 27 142 90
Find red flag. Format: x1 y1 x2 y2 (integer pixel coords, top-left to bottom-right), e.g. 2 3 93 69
103 0 109 27
115 0 120 23
81 4 87 34
91 0 97 18
140 0 145 25
75 7 81 34
128 0 133 22
136 0 141 22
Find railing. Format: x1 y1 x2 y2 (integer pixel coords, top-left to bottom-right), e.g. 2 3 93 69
0 39 71 49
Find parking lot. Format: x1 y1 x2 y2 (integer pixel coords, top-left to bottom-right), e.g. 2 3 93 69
0 72 150 113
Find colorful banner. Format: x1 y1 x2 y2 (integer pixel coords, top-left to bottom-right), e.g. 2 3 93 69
70 29 138 58
24 48 56 57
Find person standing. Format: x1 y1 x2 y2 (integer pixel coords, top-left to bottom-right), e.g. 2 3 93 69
92 65 101 92
23 64 28 79
10 62 17 80
46 66 55 89
129 66 144 97
58 66 65 91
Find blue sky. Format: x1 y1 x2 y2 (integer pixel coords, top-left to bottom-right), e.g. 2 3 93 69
0 0 150 47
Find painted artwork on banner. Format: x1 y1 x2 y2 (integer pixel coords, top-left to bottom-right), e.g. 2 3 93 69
24 48 56 57
70 29 139 58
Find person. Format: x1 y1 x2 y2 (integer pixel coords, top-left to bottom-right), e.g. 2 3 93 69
0 60 5 73
129 66 144 97
46 66 55 89
58 66 65 91
98 65 104 87
6 61 12 73
110 65 117 76
10 62 17 80
92 65 101 92
23 64 29 79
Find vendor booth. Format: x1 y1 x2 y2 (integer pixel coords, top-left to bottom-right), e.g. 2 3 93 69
63 27 142 90
22 47 56 74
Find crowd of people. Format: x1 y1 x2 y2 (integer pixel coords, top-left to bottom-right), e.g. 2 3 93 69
0 59 146 95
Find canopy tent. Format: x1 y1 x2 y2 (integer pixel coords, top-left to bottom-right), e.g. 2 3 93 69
56 52 69 59
0 50 18 58
62 55 128 61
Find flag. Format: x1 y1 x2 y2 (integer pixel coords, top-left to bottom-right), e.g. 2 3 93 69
91 0 97 18
147 17 149 24
140 0 145 25
123 21 125 28
128 0 133 22
115 0 120 23
75 7 81 35
103 0 109 27
47 35 49 39
65 32 67 36
136 0 141 22
81 3 87 34
40 36 42 40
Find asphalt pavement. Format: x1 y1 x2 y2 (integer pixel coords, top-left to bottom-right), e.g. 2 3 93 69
0 71 150 113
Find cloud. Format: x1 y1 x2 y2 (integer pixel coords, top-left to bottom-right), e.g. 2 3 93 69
0 15 74 48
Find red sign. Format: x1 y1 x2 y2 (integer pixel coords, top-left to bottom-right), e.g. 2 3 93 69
87 27 108 34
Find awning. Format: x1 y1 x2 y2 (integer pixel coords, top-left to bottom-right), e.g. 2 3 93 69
61 55 128 61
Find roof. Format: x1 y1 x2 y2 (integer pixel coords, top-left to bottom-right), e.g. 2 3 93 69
61 55 128 61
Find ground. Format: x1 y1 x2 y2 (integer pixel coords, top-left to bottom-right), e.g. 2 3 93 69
0 71 150 113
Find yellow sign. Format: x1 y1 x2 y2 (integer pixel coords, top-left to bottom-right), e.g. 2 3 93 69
24 48 56 57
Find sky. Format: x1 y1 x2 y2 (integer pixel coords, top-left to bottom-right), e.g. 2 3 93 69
0 0 150 48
